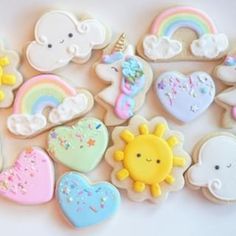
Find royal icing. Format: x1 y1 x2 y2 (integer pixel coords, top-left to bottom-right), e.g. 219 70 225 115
155 71 215 122
0 43 23 107
142 6 228 60
27 11 109 72
57 172 120 228
0 147 54 205
7 74 94 137
188 134 236 202
95 34 153 125
48 118 108 172
215 54 236 85
216 87 236 121
105 115 191 202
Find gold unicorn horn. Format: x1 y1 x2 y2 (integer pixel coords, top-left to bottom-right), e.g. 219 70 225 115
112 33 126 52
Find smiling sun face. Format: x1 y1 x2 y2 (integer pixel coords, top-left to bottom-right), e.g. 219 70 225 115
114 123 185 198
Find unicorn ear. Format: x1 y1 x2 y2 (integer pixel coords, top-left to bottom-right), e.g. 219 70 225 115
123 44 135 56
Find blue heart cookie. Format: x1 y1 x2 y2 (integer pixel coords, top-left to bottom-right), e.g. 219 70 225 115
57 172 121 228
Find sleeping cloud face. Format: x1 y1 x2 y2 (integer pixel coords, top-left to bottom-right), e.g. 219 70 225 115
188 135 236 201
26 11 107 72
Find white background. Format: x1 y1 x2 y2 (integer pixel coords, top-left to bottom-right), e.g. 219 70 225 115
0 0 236 235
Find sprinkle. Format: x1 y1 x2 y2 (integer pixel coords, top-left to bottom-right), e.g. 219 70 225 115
89 206 97 213
96 124 102 129
87 138 96 147
191 105 199 112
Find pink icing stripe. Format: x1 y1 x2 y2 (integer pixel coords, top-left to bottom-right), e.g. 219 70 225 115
13 74 77 113
150 6 217 35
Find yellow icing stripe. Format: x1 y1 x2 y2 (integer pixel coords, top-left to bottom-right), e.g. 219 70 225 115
0 57 9 66
134 181 145 192
165 175 175 184
167 136 179 148
0 90 5 101
120 129 134 143
114 150 124 161
139 124 149 135
154 123 166 137
2 74 16 85
151 183 161 197
173 156 186 167
116 168 129 181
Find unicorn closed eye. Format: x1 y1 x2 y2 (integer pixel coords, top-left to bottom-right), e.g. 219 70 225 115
95 34 153 126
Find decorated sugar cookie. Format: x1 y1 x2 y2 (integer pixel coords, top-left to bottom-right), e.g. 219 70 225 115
187 132 236 204
105 115 191 203
0 42 23 108
7 74 94 138
48 117 108 172
155 71 215 122
214 53 236 85
26 10 111 72
137 6 229 61
0 147 54 205
95 34 153 126
214 54 236 128
57 172 120 228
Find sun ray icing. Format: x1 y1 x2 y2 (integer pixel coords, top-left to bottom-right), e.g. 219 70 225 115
154 123 166 137
120 130 134 143
167 136 179 149
173 156 185 167
139 124 149 135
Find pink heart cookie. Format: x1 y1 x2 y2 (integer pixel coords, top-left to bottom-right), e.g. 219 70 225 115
0 147 55 205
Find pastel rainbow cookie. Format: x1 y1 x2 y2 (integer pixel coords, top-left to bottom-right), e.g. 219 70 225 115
7 74 94 137
139 6 229 61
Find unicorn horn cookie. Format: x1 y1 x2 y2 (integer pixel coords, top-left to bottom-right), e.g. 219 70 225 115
186 132 236 204
0 147 55 205
137 6 229 62
0 42 23 108
95 34 153 126
26 10 111 72
105 115 191 203
7 74 94 138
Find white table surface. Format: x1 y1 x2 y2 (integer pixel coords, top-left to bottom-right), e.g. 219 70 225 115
0 0 236 235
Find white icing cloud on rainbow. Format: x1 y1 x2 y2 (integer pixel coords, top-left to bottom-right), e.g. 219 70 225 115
7 114 46 136
188 135 236 201
7 93 91 136
26 11 107 72
191 33 228 59
143 34 182 60
48 93 89 124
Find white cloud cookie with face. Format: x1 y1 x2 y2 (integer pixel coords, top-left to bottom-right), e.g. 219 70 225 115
26 11 110 72
187 133 236 203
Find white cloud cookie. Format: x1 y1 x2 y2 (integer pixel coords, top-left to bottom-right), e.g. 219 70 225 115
26 11 110 72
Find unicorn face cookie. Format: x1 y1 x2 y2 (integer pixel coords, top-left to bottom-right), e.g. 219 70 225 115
26 11 111 72
7 74 94 138
57 172 120 228
0 42 23 108
137 6 229 61
47 117 108 172
0 147 55 205
105 115 191 203
155 71 215 122
187 132 236 204
95 34 153 126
